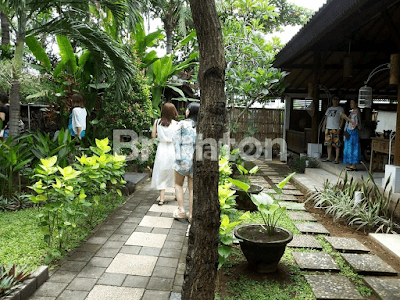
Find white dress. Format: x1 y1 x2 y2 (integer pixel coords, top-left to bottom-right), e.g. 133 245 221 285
151 119 178 190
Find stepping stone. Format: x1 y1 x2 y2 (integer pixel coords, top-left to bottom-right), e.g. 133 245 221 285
277 194 299 201
282 189 303 196
287 211 317 222
288 235 322 249
270 178 285 184
341 253 398 276
149 204 178 214
139 216 173 228
279 202 306 211
106 253 157 276
281 184 297 190
304 275 363 300
264 188 277 194
295 222 330 235
292 252 340 272
363 277 400 300
86 285 144 300
324 237 370 254
125 232 167 248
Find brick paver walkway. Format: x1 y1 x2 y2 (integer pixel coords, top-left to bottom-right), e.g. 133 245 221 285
28 179 189 300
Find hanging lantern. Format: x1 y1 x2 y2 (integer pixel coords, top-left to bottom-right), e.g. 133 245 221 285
343 56 353 78
358 85 372 108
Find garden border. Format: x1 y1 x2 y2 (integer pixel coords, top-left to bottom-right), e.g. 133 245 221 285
3 266 49 300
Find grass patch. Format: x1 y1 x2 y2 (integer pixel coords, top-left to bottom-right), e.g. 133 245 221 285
0 193 126 271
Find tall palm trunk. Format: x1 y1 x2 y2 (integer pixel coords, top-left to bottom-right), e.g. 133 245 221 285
9 14 27 137
163 15 176 55
1 11 10 45
182 0 226 299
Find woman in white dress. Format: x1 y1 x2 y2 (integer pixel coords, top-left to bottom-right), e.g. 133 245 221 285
151 103 179 205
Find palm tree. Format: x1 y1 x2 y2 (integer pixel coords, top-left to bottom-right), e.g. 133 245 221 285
0 10 10 45
146 0 192 54
2 0 141 137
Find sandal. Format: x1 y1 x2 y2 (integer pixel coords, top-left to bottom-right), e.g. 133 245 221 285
334 160 339 164
173 208 186 219
346 166 356 171
158 199 164 206
322 158 332 162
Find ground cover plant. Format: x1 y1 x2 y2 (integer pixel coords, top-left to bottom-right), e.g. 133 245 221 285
307 171 400 233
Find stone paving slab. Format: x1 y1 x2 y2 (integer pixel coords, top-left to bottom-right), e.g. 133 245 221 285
287 235 322 249
287 211 317 222
294 222 330 235
125 232 167 248
86 285 144 300
279 202 306 211
276 194 299 201
106 253 157 276
139 216 174 228
363 276 400 300
149 204 178 213
263 188 277 194
304 275 363 300
369 233 400 260
281 184 297 190
292 252 340 272
341 253 398 276
324 237 370 253
281 189 304 196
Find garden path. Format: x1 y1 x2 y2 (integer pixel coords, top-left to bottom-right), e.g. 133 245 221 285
26 161 400 300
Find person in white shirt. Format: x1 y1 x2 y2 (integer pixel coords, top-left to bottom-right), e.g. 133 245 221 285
322 96 344 164
69 94 87 140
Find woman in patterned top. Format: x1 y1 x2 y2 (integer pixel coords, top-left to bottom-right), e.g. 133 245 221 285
172 102 200 222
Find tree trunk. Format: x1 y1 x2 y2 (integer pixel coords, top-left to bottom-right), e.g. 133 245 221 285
9 15 27 137
1 11 10 45
163 15 175 55
181 1 226 299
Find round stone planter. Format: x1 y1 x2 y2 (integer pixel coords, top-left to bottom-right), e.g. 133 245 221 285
234 224 293 273
231 184 263 211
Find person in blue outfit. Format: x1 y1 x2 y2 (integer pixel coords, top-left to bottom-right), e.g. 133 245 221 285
172 102 200 223
341 99 362 171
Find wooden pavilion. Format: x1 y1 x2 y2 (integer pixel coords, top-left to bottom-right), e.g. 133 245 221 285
274 0 400 169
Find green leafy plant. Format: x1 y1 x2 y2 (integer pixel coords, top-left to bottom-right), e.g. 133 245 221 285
228 172 295 235
308 171 400 233
0 264 30 297
28 138 126 258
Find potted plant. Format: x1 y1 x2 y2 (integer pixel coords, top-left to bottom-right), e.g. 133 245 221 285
230 164 263 211
232 172 295 273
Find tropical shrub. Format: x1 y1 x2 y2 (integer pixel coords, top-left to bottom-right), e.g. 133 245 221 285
28 138 126 260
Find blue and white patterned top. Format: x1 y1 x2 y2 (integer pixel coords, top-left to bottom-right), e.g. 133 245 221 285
173 119 196 177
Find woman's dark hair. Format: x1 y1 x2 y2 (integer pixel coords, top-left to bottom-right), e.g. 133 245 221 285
159 102 178 126
71 94 85 108
0 93 9 104
186 102 200 125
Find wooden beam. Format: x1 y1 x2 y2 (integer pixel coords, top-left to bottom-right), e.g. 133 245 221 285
394 84 400 166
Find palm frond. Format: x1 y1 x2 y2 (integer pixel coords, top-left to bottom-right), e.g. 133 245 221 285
31 18 136 101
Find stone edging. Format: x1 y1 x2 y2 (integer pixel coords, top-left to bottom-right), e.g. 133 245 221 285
3 266 48 300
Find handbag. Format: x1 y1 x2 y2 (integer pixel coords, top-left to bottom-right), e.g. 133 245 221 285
344 130 350 139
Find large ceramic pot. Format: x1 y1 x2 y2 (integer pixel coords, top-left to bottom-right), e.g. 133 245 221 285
231 184 263 211
234 224 293 273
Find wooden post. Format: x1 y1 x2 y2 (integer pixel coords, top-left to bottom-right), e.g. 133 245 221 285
311 52 321 143
394 84 400 166
390 54 399 85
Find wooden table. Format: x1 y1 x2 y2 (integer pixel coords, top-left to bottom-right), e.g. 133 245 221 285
369 137 396 174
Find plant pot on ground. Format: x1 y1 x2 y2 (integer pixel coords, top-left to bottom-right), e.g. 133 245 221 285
229 172 296 273
234 224 293 273
230 184 263 211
